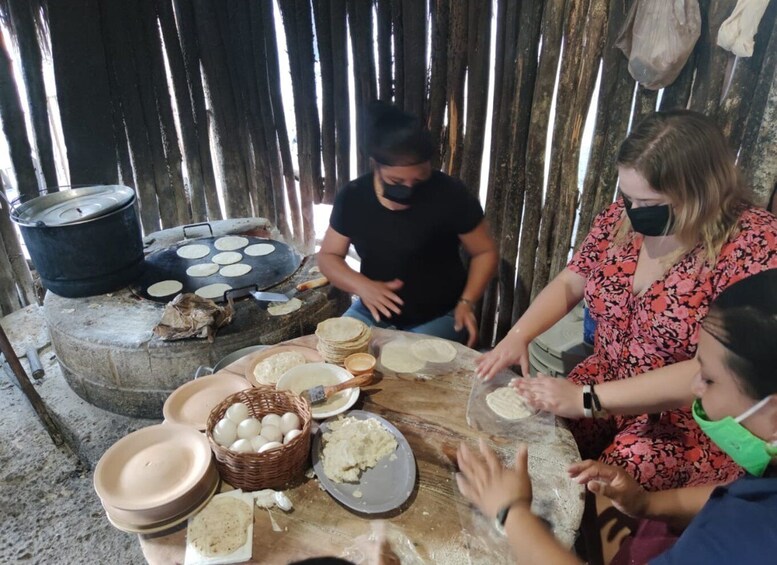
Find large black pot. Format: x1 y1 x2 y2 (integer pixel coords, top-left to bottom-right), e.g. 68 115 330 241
11 186 145 298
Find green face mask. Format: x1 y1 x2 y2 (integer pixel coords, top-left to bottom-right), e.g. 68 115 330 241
692 398 777 477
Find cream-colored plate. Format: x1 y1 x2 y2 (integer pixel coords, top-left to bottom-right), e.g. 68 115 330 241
276 362 360 419
94 423 212 511
163 374 252 431
243 344 322 387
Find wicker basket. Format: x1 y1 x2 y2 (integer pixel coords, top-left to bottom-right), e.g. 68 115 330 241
206 388 312 491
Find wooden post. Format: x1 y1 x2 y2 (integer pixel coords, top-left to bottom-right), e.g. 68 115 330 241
376 0 393 102
443 0 468 177
391 0 405 109
314 0 338 204
401 0 427 119
330 0 350 190
0 180 35 309
347 0 377 176
427 0 449 168
690 0 736 116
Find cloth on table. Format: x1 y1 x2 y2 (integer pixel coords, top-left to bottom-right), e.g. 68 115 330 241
153 293 233 342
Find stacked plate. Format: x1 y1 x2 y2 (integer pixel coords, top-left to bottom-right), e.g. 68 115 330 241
315 317 372 364
94 423 219 533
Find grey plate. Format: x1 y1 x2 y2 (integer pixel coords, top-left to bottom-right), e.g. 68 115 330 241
311 410 417 515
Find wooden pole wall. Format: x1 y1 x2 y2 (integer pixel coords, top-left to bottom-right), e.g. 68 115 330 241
0 0 772 342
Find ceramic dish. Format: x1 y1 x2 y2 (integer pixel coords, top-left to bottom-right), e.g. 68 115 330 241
163 373 252 431
94 423 212 513
276 362 359 419
244 344 322 387
311 410 416 514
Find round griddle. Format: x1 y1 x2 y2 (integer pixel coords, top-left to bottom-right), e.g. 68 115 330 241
131 236 302 303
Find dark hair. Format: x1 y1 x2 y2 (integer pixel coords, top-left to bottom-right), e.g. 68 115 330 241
702 269 777 399
366 101 433 166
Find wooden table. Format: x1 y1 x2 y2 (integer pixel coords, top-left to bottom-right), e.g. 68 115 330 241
140 329 584 564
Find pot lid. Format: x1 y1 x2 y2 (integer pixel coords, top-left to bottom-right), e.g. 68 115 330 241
12 185 135 226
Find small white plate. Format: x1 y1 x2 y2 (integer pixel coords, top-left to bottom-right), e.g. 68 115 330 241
275 362 359 419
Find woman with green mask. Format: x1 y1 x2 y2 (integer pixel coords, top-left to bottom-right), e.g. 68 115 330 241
457 268 777 564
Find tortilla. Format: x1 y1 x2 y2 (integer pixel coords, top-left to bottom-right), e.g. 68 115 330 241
410 338 457 363
380 340 425 373
253 350 307 385
147 280 183 297
267 297 302 316
188 496 252 557
485 387 535 420
316 317 365 343
244 243 275 257
219 263 252 277
212 251 242 265
186 263 219 277
176 244 210 260
214 235 249 251
195 283 232 300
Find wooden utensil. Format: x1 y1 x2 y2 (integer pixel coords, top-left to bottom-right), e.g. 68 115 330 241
301 371 374 405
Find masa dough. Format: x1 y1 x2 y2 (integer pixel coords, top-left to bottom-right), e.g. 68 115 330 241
267 298 302 316
253 351 307 386
380 341 425 373
244 243 275 256
186 263 219 277
176 244 210 259
214 235 249 251
195 283 232 300
212 251 242 265
219 263 252 277
187 495 252 557
322 416 397 483
147 279 183 297
485 387 534 420
410 338 457 363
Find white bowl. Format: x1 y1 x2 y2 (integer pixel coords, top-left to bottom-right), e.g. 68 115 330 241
275 362 359 419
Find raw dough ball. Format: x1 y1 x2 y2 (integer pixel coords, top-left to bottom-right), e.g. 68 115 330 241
213 418 237 447
485 387 535 420
261 413 282 428
186 263 219 277
411 338 457 363
284 429 302 444
214 235 249 251
147 280 183 298
212 251 242 265
195 283 232 300
244 243 275 256
280 412 301 434
260 425 283 443
237 417 262 439
251 436 269 452
257 441 282 453
226 403 250 424
176 244 210 259
267 298 302 316
229 438 254 453
219 263 252 277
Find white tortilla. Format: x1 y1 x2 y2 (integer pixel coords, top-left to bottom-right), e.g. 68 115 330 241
244 243 275 257
195 283 232 300
176 244 210 259
410 338 457 363
253 350 307 385
214 235 249 251
380 340 425 373
186 263 219 277
219 263 252 277
212 251 242 265
187 496 252 557
485 387 535 420
146 279 183 297
267 297 302 316
316 317 365 342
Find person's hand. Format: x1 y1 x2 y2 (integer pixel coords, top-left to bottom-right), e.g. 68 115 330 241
456 439 532 520
454 301 478 348
511 374 585 418
476 332 530 380
357 278 404 322
568 460 648 518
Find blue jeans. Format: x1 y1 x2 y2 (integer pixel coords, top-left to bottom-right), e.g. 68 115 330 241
343 299 467 343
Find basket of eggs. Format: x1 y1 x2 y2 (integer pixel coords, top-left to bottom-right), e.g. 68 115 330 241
206 388 312 491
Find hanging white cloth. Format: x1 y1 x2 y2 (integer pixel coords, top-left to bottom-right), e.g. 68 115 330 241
717 0 771 57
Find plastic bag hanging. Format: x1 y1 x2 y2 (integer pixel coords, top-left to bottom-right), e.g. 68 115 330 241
717 0 770 57
616 0 702 90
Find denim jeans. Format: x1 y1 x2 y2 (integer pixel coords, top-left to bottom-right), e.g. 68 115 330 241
342 298 467 343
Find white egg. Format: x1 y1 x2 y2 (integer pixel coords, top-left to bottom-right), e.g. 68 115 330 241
237 417 262 439
213 418 237 447
257 441 283 453
226 402 250 423
261 413 282 428
229 438 254 453
251 435 269 452
283 429 302 444
280 412 301 434
260 424 283 443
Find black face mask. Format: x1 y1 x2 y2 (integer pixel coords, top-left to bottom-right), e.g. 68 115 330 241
624 197 674 236
382 181 415 204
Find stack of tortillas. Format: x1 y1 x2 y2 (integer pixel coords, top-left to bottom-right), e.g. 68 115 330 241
315 317 371 364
